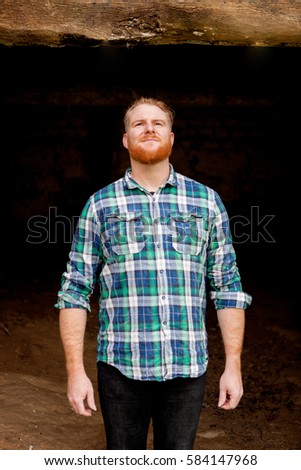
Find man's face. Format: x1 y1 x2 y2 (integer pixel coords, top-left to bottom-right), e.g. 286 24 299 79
122 104 174 164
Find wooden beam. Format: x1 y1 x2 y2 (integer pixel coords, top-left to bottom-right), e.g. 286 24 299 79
0 1 301 47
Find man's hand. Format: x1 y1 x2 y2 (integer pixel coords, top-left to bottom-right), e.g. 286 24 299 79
67 371 97 416
218 368 243 410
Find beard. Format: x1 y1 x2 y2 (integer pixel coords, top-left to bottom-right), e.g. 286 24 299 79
127 139 173 165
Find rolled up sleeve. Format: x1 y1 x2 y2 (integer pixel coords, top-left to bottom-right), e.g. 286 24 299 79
55 197 102 312
207 192 252 310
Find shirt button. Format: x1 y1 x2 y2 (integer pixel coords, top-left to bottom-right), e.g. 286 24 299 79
157 244 160 248
163 321 167 325
162 296 165 300
159 269 163 273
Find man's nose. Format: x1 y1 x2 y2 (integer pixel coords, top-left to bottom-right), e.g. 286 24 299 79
144 122 155 133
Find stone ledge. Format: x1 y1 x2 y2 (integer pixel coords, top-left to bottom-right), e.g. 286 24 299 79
0 0 301 47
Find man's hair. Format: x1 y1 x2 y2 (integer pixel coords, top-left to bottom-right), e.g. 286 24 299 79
123 97 175 131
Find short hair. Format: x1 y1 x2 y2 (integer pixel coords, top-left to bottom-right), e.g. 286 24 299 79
123 97 175 131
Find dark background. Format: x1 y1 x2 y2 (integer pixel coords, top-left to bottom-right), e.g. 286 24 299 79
0 44 300 451
0 44 299 325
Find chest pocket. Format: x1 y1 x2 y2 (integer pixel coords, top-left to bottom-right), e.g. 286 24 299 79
170 210 207 256
103 212 145 257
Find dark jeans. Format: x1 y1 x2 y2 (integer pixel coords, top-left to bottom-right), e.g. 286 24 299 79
97 361 207 450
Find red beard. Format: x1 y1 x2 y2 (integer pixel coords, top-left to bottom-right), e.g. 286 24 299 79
128 139 173 164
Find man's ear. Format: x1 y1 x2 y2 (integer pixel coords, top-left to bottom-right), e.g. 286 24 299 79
170 132 175 146
122 133 128 149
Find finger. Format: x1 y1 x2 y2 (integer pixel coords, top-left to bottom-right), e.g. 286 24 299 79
219 393 241 410
86 390 97 412
76 404 93 416
218 390 227 408
70 397 92 416
219 400 232 410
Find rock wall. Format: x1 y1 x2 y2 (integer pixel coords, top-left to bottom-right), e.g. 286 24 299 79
0 0 301 47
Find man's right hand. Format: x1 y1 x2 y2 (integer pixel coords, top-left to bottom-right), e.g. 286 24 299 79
67 371 97 416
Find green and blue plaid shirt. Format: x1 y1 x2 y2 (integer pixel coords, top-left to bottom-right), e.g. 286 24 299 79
56 165 252 381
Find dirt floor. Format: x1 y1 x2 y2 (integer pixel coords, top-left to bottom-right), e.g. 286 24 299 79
0 278 300 451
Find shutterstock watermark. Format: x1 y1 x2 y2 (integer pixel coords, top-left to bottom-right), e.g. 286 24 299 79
26 207 79 244
230 206 275 244
26 206 276 245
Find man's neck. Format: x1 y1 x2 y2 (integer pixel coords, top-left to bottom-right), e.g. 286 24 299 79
130 159 170 192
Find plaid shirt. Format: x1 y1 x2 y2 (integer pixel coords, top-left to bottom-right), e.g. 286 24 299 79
56 165 252 381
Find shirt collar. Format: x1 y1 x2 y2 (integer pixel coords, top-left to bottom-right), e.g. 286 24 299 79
123 164 178 190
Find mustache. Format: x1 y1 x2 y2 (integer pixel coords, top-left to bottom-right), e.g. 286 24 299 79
140 135 160 142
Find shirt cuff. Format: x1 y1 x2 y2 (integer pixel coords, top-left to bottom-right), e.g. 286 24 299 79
54 293 91 312
210 291 252 310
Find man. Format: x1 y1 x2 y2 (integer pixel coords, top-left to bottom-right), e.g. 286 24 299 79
56 97 252 450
